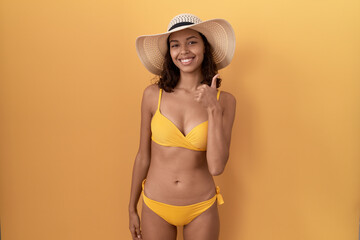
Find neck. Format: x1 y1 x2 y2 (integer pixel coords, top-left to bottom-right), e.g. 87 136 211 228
175 70 203 91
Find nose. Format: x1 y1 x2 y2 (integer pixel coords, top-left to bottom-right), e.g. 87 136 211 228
180 44 189 54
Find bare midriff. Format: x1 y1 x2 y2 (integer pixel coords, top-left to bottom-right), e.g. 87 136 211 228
144 141 216 206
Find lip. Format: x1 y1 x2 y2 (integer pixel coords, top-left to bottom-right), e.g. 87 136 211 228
178 57 195 65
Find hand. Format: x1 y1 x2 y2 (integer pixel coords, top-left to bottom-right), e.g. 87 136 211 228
194 74 219 109
129 211 142 240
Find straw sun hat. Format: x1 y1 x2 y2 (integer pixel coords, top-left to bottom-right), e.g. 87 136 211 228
135 13 236 75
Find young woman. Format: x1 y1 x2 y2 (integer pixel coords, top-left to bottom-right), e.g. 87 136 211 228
129 13 236 240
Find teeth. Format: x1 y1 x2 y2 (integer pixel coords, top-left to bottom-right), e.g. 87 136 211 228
180 58 192 63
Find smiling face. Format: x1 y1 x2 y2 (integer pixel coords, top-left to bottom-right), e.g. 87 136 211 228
168 28 205 75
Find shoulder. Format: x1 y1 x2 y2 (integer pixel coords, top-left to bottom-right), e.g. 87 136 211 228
143 84 159 98
219 90 236 107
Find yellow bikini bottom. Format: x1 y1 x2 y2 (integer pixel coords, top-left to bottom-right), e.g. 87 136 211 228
141 179 224 226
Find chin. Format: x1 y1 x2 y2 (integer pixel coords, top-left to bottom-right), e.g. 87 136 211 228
177 64 202 73
180 68 201 74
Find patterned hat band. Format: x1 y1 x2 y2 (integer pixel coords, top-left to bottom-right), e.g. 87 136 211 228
168 22 194 31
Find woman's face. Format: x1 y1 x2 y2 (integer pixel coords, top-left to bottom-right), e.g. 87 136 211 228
168 28 205 74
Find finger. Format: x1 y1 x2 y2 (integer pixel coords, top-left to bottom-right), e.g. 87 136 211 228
135 228 142 239
130 225 140 239
211 74 220 88
194 89 204 96
130 227 137 239
196 84 207 90
194 91 202 98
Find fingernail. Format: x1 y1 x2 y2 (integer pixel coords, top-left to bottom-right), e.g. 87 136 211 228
137 235 141 238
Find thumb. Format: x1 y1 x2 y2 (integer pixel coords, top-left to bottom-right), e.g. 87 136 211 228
211 74 219 88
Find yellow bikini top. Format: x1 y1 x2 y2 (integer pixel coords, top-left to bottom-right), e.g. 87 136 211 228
151 88 221 151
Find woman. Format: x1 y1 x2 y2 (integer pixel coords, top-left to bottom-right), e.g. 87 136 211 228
129 13 236 240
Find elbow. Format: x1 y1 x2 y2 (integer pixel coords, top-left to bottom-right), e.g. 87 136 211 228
209 167 224 176
208 158 228 176
135 151 151 168
207 151 229 176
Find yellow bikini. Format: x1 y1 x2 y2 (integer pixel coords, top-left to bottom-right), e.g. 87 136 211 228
142 179 224 226
142 88 224 226
151 88 221 151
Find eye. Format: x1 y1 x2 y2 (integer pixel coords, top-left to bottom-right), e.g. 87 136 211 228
170 44 179 48
188 41 197 45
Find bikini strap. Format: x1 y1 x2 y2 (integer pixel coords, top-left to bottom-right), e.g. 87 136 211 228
157 88 163 111
217 90 221 101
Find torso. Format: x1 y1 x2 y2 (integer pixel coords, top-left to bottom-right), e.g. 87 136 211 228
144 87 217 205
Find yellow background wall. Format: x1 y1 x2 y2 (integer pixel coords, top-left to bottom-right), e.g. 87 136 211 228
0 0 359 239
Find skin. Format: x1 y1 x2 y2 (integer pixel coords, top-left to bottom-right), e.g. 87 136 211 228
129 28 236 240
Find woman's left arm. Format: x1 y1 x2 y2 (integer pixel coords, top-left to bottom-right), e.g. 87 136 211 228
195 75 236 176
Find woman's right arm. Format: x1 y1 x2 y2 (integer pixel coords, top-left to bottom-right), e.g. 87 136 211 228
128 85 157 239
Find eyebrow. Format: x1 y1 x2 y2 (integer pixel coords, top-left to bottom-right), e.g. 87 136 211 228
169 36 198 43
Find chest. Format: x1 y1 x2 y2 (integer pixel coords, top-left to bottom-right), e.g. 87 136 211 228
159 92 208 135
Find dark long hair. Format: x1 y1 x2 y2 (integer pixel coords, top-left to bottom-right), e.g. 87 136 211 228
156 32 221 92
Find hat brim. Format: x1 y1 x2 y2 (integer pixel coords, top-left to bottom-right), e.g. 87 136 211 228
136 19 236 75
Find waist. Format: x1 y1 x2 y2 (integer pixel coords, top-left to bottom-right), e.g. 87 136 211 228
144 172 216 206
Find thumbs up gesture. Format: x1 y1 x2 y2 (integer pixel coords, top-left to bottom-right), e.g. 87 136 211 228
194 74 219 109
